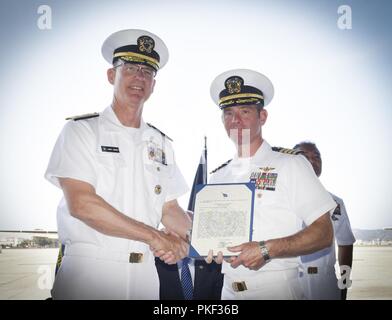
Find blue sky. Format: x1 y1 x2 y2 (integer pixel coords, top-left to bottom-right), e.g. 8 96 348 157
0 0 391 230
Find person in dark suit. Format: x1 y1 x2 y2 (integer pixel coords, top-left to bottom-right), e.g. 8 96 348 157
155 257 223 300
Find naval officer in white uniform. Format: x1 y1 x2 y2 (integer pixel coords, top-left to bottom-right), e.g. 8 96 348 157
207 69 337 299
294 142 355 300
45 29 191 299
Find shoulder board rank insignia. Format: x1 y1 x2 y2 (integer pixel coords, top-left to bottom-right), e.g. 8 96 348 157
272 146 302 155
210 159 232 174
147 123 173 141
65 112 99 121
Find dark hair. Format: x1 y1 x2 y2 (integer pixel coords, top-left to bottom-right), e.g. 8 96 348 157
293 141 319 153
256 105 263 112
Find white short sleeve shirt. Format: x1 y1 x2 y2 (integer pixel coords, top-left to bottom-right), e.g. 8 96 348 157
300 193 356 267
330 193 356 246
45 106 188 253
209 140 336 276
299 193 355 299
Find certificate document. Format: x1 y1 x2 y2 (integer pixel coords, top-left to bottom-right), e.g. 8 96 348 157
189 183 255 257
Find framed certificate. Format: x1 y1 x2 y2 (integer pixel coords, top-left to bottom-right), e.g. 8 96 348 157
189 183 255 258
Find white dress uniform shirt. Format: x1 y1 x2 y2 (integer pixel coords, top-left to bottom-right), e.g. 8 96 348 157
299 193 356 300
209 141 336 299
45 105 188 299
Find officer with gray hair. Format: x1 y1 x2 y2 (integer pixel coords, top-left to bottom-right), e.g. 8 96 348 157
45 29 190 299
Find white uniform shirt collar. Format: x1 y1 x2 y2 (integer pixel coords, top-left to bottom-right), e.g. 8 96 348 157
101 105 148 136
232 139 272 165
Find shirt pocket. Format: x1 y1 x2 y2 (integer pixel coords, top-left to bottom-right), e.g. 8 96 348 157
96 152 127 168
96 131 128 168
95 151 128 195
255 189 278 205
143 162 171 212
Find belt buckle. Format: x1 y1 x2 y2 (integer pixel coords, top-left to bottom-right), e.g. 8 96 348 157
129 252 143 263
232 281 247 292
307 266 318 274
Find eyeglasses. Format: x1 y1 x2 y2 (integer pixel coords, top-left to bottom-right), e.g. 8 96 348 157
114 62 156 79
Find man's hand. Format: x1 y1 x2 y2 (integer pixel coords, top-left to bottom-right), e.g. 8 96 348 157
204 241 267 271
205 250 224 264
227 241 267 270
150 229 189 264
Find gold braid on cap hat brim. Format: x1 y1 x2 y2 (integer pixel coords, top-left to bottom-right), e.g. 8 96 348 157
219 93 264 105
113 52 160 70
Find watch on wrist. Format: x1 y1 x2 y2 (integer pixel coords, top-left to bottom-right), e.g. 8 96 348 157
259 240 271 262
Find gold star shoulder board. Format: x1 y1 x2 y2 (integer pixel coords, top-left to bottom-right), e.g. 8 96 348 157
272 146 303 155
65 112 100 121
210 159 232 174
147 123 173 141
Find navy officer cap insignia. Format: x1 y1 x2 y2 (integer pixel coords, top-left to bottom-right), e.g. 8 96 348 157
138 35 155 53
101 29 169 72
65 112 99 121
225 76 243 94
210 69 274 109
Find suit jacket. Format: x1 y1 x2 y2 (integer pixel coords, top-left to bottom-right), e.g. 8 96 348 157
155 258 224 300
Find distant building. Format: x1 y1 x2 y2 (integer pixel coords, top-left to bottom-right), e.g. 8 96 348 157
0 231 59 248
31 236 59 248
0 237 21 247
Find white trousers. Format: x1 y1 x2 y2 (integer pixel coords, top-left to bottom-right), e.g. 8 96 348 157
52 243 159 300
299 270 341 300
221 268 305 300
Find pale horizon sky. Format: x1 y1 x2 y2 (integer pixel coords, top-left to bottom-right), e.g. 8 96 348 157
0 0 391 231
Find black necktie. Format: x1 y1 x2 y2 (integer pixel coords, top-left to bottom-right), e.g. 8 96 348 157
181 257 193 300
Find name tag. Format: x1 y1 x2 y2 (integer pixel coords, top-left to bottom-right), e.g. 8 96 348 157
101 146 120 153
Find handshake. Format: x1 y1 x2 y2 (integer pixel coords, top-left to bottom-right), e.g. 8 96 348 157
149 228 190 265
149 208 193 265
149 226 270 271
